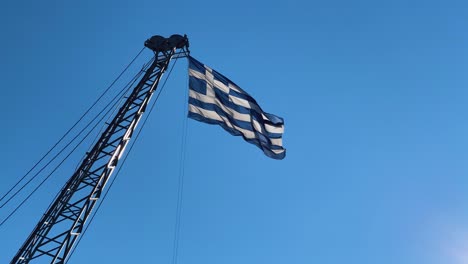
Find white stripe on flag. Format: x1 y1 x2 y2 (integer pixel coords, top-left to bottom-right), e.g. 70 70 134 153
188 68 205 80
228 82 243 93
188 104 256 139
229 95 252 109
270 137 283 146
271 148 285 154
189 90 252 122
265 123 284 134
252 118 263 133
188 104 222 122
228 94 267 116
205 67 215 97
213 79 230 94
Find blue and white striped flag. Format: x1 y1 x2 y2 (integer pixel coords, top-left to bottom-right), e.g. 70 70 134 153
187 56 286 160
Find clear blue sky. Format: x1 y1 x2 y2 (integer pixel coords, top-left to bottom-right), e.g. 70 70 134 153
1 0 468 263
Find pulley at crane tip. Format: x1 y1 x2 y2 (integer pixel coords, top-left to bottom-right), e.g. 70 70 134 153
144 34 189 52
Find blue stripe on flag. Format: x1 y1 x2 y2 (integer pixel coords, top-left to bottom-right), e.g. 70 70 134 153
262 112 284 125
228 88 255 102
188 56 206 73
188 75 207 95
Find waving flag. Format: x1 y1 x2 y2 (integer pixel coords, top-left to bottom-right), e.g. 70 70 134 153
187 56 286 160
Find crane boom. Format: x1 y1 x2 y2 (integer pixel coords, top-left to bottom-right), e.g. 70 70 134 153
11 35 189 264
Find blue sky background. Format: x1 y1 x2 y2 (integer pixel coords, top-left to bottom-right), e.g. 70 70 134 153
1 0 468 263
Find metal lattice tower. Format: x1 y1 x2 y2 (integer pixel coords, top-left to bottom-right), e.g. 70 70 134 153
11 34 189 264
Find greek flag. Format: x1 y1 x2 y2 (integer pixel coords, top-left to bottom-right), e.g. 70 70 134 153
188 56 286 160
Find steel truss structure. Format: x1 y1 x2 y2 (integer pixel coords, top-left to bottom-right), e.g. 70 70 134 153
11 35 189 264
